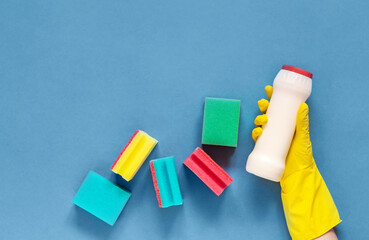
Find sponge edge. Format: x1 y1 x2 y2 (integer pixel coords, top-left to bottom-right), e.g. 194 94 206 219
72 171 131 226
183 147 233 196
150 157 183 208
111 130 158 181
150 161 163 208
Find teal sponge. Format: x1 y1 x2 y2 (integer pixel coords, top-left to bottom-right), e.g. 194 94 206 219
73 171 131 226
201 97 241 147
150 156 183 208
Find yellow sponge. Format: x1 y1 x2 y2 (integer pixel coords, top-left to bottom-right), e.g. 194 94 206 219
111 130 158 181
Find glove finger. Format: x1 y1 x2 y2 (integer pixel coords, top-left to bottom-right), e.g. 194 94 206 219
295 103 311 144
258 99 269 113
265 85 273 100
254 114 268 126
252 127 263 142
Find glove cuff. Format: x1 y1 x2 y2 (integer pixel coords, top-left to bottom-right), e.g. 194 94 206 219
281 163 341 240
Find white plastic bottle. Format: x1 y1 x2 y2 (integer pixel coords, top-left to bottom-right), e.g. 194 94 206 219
246 65 313 182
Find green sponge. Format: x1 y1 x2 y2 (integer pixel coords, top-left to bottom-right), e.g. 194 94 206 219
201 97 241 147
73 171 131 226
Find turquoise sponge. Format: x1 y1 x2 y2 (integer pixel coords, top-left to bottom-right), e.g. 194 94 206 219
150 156 183 208
202 97 241 147
73 171 131 225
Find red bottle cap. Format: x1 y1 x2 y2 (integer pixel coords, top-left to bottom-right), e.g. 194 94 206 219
282 65 313 79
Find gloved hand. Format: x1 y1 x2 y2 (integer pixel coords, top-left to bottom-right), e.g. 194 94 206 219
252 86 341 240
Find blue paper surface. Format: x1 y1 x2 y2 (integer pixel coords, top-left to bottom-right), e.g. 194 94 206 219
1 0 369 239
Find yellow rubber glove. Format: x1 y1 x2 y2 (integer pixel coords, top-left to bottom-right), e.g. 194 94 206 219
252 86 341 240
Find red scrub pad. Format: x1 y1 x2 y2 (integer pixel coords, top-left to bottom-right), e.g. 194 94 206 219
183 147 233 196
150 161 163 207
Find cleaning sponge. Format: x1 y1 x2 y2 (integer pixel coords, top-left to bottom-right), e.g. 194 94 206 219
111 130 158 181
183 147 233 196
72 171 131 226
202 97 241 147
150 156 183 208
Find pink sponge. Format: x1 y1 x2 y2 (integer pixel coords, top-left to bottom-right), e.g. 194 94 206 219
183 147 233 196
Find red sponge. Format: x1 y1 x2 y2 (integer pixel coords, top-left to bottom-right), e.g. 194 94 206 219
183 147 233 196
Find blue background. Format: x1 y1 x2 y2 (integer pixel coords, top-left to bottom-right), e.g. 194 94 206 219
1 1 368 239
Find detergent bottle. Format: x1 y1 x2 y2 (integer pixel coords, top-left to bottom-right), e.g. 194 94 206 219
246 65 313 182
